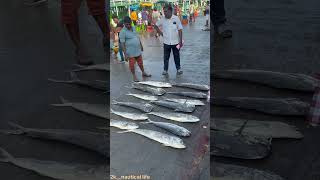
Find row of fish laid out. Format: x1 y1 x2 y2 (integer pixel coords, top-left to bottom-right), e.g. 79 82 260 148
133 81 210 91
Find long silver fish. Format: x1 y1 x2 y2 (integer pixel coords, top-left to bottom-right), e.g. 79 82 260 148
51 97 109 119
117 129 186 149
167 92 208 99
48 72 108 91
142 119 191 137
110 119 139 130
164 98 205 106
147 112 200 122
0 122 108 157
213 69 320 92
211 97 310 116
126 93 158 101
172 82 209 91
112 100 153 113
151 100 196 113
111 109 148 121
131 83 166 95
0 147 107 180
71 63 110 72
137 81 172 88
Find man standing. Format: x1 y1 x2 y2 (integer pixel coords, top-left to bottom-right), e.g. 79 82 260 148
212 0 232 38
154 5 183 75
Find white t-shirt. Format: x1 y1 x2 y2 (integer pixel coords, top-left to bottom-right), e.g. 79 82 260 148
156 15 183 45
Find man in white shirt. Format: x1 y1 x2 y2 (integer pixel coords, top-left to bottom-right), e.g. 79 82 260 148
154 5 184 75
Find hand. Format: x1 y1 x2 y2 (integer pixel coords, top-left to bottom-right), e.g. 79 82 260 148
141 46 144 51
179 41 183 48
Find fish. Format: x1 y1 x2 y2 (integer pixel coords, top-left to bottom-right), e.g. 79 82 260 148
142 119 191 137
167 92 208 99
126 93 158 101
110 119 139 130
117 129 186 149
48 72 108 91
164 98 205 106
71 63 110 72
213 69 320 92
151 100 196 113
51 97 109 119
111 109 149 121
211 97 310 116
130 83 166 96
213 162 285 180
147 112 200 123
212 118 303 139
0 122 108 157
0 147 107 180
112 100 153 113
137 81 172 88
172 82 209 91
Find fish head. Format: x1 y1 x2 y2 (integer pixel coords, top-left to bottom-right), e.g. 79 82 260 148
182 130 192 137
172 138 186 149
125 122 139 129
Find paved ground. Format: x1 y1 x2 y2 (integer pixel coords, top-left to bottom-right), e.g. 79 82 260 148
211 0 320 179
0 1 108 179
110 17 210 180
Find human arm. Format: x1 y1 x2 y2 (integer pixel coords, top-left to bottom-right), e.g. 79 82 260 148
153 18 163 36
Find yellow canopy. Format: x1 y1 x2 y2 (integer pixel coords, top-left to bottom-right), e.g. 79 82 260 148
140 2 153 7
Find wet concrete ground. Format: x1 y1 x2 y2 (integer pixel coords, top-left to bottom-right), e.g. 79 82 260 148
212 0 320 179
110 17 210 179
0 1 108 179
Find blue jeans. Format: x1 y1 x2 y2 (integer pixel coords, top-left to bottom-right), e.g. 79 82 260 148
163 44 180 71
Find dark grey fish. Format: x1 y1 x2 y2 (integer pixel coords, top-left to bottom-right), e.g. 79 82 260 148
0 147 107 180
151 100 196 113
213 162 285 180
213 69 319 92
0 122 108 157
130 83 166 96
48 72 108 91
172 83 209 91
142 119 191 137
51 97 109 119
211 97 310 116
71 63 110 72
112 100 153 113
167 91 208 99
211 130 271 159
212 118 303 139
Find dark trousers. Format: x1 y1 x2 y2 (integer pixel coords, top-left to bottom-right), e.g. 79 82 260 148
212 0 226 26
164 44 181 71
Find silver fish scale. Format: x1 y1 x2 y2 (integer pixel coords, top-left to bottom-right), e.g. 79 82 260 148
150 121 191 136
114 102 154 113
148 112 200 122
132 83 166 96
110 119 139 130
111 110 149 120
152 100 195 112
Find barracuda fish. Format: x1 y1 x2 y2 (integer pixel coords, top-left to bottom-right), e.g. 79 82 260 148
137 81 172 88
151 100 196 113
172 83 209 91
0 147 107 180
71 63 110 72
110 119 139 130
164 98 205 106
111 109 148 121
213 69 320 92
211 97 310 116
0 122 108 157
167 92 208 99
211 130 271 159
130 83 166 96
117 129 186 149
48 72 108 91
147 112 200 122
126 93 158 101
142 119 191 137
112 100 153 113
212 118 303 139
51 97 109 119
213 162 285 180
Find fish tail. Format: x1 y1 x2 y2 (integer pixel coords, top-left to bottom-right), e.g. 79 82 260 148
51 96 72 106
0 147 13 162
70 72 79 81
116 130 133 134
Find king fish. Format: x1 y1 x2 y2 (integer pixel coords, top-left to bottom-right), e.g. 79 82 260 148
126 93 158 101
131 83 166 96
173 83 210 91
111 109 149 121
147 112 200 122
213 69 320 92
164 98 205 106
0 147 107 180
211 97 310 116
71 63 110 72
117 129 186 149
51 97 109 119
112 100 153 113
142 119 191 137
151 100 196 113
110 119 139 130
137 81 172 88
167 92 208 99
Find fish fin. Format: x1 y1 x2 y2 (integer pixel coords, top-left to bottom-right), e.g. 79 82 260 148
111 100 118 105
50 97 72 106
110 109 115 113
0 147 13 162
70 72 79 81
116 130 133 134
162 143 170 147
